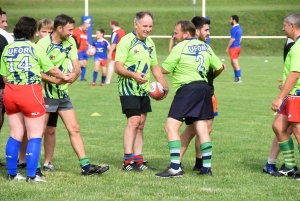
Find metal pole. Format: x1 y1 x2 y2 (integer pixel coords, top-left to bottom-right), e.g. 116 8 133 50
202 0 206 17
85 0 88 16
193 0 196 16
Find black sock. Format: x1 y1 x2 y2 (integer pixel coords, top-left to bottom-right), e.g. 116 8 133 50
195 157 203 168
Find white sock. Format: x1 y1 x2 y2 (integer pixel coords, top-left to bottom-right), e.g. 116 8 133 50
268 158 276 165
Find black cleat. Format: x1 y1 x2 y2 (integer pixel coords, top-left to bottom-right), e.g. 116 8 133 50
137 160 156 170
82 164 109 176
198 167 213 176
272 164 298 177
155 167 183 178
122 161 142 171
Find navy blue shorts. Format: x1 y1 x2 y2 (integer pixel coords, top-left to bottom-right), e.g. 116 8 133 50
120 96 152 114
168 81 213 123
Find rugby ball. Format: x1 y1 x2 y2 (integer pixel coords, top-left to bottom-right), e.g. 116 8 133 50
87 46 96 56
149 82 164 100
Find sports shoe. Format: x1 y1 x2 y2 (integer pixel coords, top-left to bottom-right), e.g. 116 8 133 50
122 161 142 171
100 83 105 86
293 172 300 180
43 162 56 172
17 159 26 169
91 82 96 87
137 160 157 170
7 173 26 181
105 81 110 84
26 175 46 183
81 164 110 176
263 162 277 175
36 168 44 177
192 166 202 171
81 79 87 81
233 77 242 83
155 167 183 178
272 164 298 177
198 167 213 176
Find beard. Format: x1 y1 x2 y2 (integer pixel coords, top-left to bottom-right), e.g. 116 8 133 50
231 22 234 26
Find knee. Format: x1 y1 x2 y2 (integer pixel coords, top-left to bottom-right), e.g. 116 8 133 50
68 123 80 135
45 127 56 136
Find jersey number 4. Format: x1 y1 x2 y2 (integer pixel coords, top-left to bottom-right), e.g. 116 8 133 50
7 56 32 73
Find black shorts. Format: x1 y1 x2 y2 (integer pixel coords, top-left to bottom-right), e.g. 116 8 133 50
47 112 59 127
120 96 152 114
168 81 213 124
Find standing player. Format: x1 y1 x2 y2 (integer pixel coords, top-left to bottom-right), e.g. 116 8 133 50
73 21 90 81
90 29 110 86
155 20 224 178
263 38 295 175
38 14 109 176
115 11 169 171
106 20 125 84
271 12 300 180
226 15 242 83
179 16 226 172
0 16 70 182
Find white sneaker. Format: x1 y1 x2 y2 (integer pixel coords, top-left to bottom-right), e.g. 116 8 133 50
105 81 110 84
7 173 26 181
26 175 46 183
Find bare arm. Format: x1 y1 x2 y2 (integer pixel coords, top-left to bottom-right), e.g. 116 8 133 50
2 76 7 83
151 65 169 99
108 44 116 60
226 38 235 54
41 73 67 84
271 71 300 112
114 61 148 84
213 63 227 78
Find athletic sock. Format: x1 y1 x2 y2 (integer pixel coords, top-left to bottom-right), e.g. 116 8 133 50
101 75 106 84
37 162 41 169
279 138 295 169
201 142 212 171
81 67 86 80
124 153 134 165
168 140 181 170
93 71 98 83
26 138 42 177
79 156 91 171
234 70 237 78
195 157 203 169
6 137 21 176
267 157 276 165
236 69 241 78
134 154 143 165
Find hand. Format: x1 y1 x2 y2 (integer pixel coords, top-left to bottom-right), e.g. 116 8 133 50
133 72 148 84
64 73 77 83
271 97 282 112
159 87 169 100
278 79 283 90
221 63 227 72
225 48 229 54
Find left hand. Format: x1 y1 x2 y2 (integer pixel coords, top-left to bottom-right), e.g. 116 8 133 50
159 87 169 100
221 63 227 72
271 97 282 112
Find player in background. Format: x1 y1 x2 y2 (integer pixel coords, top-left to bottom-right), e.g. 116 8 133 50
73 21 90 81
226 15 242 83
18 19 59 174
263 38 296 175
106 20 125 84
90 29 110 86
0 7 14 166
39 14 109 176
180 16 226 172
0 9 7 30
155 20 225 178
271 12 300 180
1 16 70 182
115 11 168 171
168 32 177 52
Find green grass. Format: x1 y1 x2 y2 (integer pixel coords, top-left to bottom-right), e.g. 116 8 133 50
0 56 300 201
1 0 300 200
1 0 299 56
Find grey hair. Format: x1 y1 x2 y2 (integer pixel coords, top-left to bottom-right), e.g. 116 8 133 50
134 11 153 23
285 12 300 28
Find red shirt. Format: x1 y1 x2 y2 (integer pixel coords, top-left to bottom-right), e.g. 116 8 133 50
73 27 88 52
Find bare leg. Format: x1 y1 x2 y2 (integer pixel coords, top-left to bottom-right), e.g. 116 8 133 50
106 60 115 84
180 125 196 162
124 115 141 154
133 113 146 156
58 110 86 159
44 126 56 164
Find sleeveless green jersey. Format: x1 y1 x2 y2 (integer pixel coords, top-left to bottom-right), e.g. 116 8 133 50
38 34 77 99
283 39 300 95
162 38 222 92
0 39 53 84
115 32 158 96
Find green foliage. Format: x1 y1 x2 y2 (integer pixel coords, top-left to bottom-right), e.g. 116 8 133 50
1 0 299 56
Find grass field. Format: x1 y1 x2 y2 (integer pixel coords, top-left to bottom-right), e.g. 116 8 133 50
0 56 300 201
1 0 300 200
